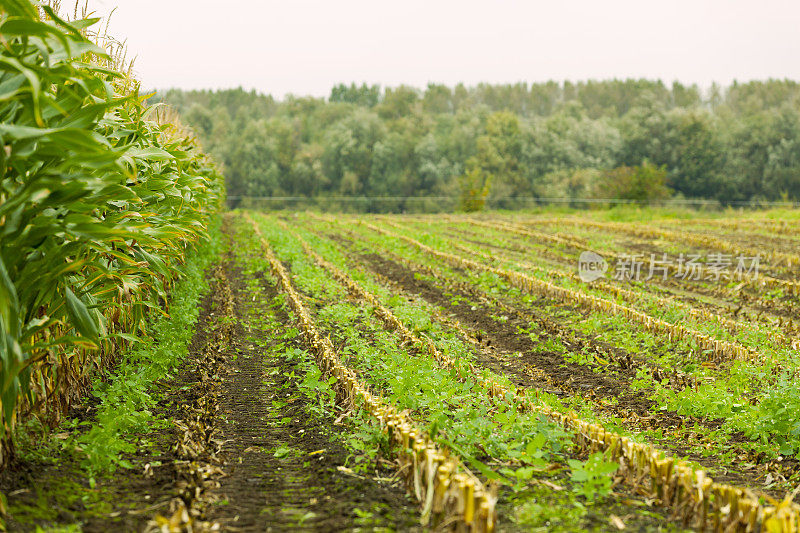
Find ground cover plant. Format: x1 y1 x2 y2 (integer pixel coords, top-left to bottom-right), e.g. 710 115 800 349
280 208 800 531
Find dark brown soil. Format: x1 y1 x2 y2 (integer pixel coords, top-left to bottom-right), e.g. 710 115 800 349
207 241 419 531
1 228 419 532
342 246 795 495
357 252 669 416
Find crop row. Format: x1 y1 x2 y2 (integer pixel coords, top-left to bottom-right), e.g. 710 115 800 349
293 213 800 531
335 216 800 477
345 229 704 393
519 215 799 282
324 215 794 408
397 217 799 352
519 215 800 269
0 2 224 465
423 215 799 330
244 213 496 531
455 216 800 295
423 216 800 342
656 217 800 237
358 219 771 367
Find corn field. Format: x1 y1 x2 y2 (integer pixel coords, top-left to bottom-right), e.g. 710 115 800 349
0 0 223 467
4 2 800 532
274 210 800 531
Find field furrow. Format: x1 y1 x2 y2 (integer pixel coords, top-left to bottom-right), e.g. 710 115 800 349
282 210 800 528
245 213 498 531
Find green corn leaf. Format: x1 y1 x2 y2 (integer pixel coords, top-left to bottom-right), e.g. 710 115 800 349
2 0 38 17
0 0 223 457
0 18 69 45
0 255 19 337
64 287 99 345
127 146 175 161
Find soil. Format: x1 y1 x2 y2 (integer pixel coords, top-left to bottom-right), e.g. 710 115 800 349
356 251 675 415
1 225 419 532
343 246 796 496
207 245 418 531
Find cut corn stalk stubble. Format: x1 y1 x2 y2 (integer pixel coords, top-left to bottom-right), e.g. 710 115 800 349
245 213 497 532
306 214 800 532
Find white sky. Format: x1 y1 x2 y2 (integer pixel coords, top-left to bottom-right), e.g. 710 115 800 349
84 0 800 99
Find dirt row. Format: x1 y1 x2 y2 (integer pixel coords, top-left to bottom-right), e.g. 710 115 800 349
315 228 797 499
209 234 418 531
427 221 800 329
0 222 418 532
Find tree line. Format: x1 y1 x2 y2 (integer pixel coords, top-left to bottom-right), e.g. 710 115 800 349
155 79 800 211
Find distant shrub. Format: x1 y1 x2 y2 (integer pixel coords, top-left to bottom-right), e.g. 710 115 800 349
458 168 491 212
595 162 671 202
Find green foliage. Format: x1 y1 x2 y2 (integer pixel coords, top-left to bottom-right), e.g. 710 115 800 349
567 452 619 501
355 211 800 468
464 111 526 207
70 223 222 477
160 80 800 209
0 3 224 448
329 83 381 107
297 354 337 413
458 167 490 212
247 215 576 488
596 163 671 202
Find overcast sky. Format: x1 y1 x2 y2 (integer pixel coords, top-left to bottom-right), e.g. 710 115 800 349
84 0 800 99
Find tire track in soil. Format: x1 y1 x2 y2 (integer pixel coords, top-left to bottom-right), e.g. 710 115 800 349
346 249 796 497
207 244 418 531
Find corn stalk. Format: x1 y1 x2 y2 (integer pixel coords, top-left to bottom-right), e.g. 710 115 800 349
0 1 224 465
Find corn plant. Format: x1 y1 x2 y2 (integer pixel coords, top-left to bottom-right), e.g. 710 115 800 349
0 0 224 465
